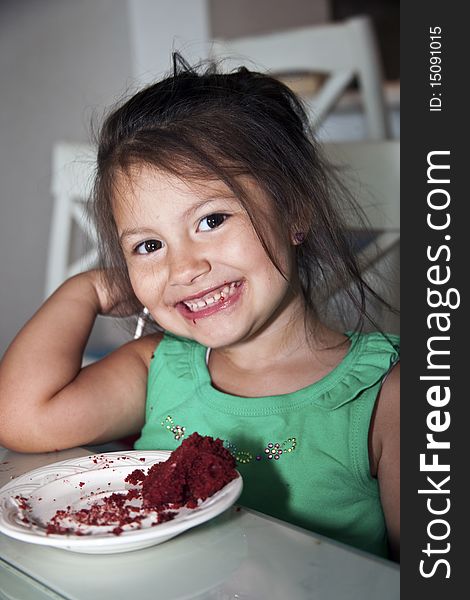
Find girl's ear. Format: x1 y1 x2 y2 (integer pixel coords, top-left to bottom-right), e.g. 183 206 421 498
292 231 306 245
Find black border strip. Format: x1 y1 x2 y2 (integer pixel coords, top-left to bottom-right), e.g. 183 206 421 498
401 3 466 597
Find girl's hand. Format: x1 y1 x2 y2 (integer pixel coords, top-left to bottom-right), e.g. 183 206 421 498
86 270 139 317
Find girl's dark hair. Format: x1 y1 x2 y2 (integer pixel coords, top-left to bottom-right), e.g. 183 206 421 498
92 53 395 337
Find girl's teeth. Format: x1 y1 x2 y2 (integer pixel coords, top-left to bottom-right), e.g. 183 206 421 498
183 282 240 312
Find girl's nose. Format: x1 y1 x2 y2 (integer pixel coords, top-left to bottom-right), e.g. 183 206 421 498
168 245 211 286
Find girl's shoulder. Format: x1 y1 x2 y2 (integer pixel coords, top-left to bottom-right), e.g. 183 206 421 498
347 330 400 376
350 330 399 352
146 331 204 380
132 329 196 360
318 330 399 411
131 331 165 367
155 331 202 358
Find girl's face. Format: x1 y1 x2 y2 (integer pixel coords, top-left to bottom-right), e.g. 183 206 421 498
114 166 299 349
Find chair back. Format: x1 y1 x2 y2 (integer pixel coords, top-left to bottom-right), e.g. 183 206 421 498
322 139 400 331
210 16 390 139
323 139 399 264
45 143 97 298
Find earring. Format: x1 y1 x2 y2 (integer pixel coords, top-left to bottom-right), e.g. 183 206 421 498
134 306 150 339
294 232 305 244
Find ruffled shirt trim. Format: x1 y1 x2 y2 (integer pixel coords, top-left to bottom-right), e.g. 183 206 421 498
155 331 399 416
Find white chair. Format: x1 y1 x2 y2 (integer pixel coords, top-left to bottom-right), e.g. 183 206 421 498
322 140 400 332
46 143 149 359
210 16 390 140
46 144 144 448
323 140 399 262
45 142 97 298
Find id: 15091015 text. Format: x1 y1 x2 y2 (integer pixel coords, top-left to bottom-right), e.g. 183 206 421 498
429 26 443 112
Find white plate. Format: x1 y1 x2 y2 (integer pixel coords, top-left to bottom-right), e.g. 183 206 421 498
0 450 242 554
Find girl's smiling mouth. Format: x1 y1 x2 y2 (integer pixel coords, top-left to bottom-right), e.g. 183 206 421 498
175 280 244 320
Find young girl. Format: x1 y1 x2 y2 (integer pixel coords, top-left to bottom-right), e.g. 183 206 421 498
0 56 399 560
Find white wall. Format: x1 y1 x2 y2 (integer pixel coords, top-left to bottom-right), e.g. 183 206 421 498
0 0 134 356
128 0 210 84
0 0 211 356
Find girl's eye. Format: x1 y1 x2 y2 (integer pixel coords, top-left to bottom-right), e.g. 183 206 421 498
198 213 227 232
135 239 163 255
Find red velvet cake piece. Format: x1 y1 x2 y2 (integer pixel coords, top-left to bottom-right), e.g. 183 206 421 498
140 433 238 510
43 434 237 536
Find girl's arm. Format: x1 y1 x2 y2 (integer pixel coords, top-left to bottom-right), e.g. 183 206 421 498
370 363 400 562
0 271 160 452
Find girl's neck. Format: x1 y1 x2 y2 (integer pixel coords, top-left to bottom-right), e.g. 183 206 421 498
215 295 303 364
207 315 349 398
203 286 350 397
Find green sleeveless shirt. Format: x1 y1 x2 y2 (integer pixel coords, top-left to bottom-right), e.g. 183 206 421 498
135 331 399 558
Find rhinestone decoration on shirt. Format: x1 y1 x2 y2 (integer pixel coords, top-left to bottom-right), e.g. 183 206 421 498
160 415 186 441
160 415 297 464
